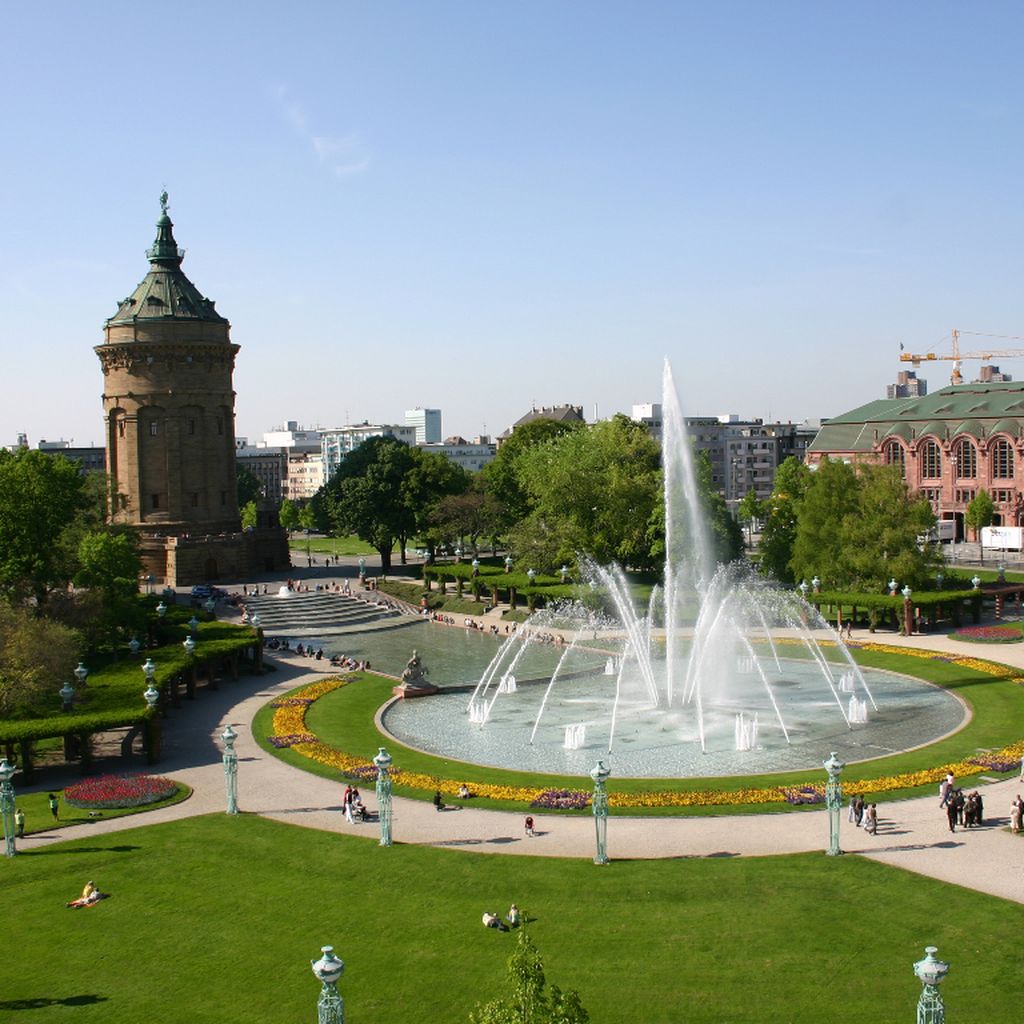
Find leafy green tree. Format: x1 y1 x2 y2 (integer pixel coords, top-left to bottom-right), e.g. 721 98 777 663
434 482 502 555
737 488 767 547
838 463 938 590
758 457 811 583
236 463 263 506
0 448 87 602
240 501 258 530
470 926 589 1024
400 447 470 562
966 489 995 562
790 457 859 588
317 436 418 572
298 503 317 533
75 531 141 599
0 603 81 716
481 419 584 536
511 415 662 570
278 498 299 534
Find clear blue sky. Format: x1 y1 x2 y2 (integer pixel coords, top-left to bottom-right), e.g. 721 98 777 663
4 2 1024 447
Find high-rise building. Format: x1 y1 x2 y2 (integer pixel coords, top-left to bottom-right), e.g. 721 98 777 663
405 408 442 444
94 195 288 583
887 371 928 399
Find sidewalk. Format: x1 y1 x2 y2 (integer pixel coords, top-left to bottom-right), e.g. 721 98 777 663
14 628 1024 906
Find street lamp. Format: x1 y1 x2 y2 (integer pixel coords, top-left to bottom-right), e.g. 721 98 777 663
471 558 480 577
128 636 141 656
59 681 75 712
888 578 898 596
203 596 216 617
311 945 345 1024
560 565 569 583
221 724 239 815
913 946 950 1024
823 751 845 857
182 636 196 658
0 757 17 857
527 568 536 584
142 658 159 708
811 576 821 594
504 555 513 573
251 613 261 630
188 615 200 634
971 574 982 590
935 572 944 590
798 579 809 600
155 601 167 619
454 546 462 563
591 759 611 865
358 556 366 581
374 747 393 847
74 662 88 688
901 585 913 601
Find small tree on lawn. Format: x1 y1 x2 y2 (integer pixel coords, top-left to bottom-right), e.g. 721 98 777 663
965 489 995 562
470 925 589 1024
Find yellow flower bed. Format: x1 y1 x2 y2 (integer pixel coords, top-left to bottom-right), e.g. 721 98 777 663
267 661 1024 809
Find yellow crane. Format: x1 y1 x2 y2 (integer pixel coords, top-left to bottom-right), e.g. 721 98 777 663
901 329 1024 385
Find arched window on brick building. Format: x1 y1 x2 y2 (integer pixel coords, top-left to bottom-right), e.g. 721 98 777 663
919 439 942 479
954 438 977 479
884 439 905 476
992 437 1015 480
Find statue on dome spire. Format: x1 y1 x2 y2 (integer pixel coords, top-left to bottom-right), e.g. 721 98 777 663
159 190 169 215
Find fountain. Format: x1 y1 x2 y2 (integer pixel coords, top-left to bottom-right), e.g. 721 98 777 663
382 360 967 777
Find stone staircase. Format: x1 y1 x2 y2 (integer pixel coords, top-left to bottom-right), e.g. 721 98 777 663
242 590 414 636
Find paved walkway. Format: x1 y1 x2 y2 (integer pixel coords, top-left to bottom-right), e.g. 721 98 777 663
14 623 1024 906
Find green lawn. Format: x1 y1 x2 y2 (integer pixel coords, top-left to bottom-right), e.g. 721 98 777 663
254 645 1024 813
290 534 394 557
13 782 191 837
0 813 1017 1023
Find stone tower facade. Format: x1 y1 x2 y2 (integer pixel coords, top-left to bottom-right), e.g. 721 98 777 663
96 195 289 584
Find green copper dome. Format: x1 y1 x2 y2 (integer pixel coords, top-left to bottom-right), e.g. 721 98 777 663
105 193 228 326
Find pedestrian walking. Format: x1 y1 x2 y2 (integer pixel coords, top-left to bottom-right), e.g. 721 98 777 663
14 808 25 837
524 815 535 837
863 803 878 835
48 793 59 821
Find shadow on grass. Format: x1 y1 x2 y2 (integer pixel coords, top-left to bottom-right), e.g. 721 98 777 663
0 994 108 1010
23 844 141 856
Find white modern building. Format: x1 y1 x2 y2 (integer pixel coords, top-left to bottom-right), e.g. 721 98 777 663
321 424 417 480
405 407 442 444
419 436 496 472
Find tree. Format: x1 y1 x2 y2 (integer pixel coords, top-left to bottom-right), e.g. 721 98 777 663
317 436 418 572
0 448 87 602
0 603 81 716
279 498 299 534
511 416 662 570
965 489 995 562
737 488 767 547
434 483 502 555
240 501 258 530
470 926 589 1024
236 463 263 507
790 457 859 588
399 447 470 561
75 530 141 599
758 457 811 583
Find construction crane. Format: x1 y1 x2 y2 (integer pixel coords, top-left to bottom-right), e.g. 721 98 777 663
900 329 1024 385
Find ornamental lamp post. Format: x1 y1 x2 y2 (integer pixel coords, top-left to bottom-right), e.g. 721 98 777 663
311 945 345 1024
74 662 89 688
374 747 393 847
454 546 462 563
358 556 366 581
188 615 200 634
913 946 950 1024
504 555 513 573
936 572 944 590
128 636 141 656
155 601 167 619
811 575 821 594
0 757 17 857
998 562 1006 583
902 585 913 601
182 636 196 658
798 579 809 600
142 658 159 708
823 751 845 857
251 613 261 630
221 724 239 814
971 574 982 590
591 759 611 866
560 565 569 583
203 596 216 617
471 558 480 577
888 578 898 596
59 681 75 712
527 568 536 584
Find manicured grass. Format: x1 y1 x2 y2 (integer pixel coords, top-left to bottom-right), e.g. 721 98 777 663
255 645 1024 813
13 782 191 836
291 534 394 557
1 813 1019 1023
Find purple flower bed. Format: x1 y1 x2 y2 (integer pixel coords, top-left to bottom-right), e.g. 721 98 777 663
64 773 178 809
967 754 1020 773
268 733 317 748
342 764 379 781
782 786 824 805
531 789 591 810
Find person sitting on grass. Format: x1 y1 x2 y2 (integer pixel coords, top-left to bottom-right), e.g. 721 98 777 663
458 783 471 799
507 904 521 928
66 881 108 908
483 911 508 931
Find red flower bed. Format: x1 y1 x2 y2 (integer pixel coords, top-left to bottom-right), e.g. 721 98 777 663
952 624 1023 643
64 773 178 809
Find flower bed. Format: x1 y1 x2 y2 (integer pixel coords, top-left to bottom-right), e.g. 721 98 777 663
64 773 178 809
951 624 1023 644
265 658 1024 809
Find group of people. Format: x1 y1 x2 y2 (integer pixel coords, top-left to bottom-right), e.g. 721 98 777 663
847 796 878 834
940 772 985 832
482 904 521 931
66 880 108 909
341 785 369 823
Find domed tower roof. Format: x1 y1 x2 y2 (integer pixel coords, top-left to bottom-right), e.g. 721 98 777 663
105 192 228 326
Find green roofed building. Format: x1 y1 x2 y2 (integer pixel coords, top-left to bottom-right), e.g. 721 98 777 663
807 379 1024 540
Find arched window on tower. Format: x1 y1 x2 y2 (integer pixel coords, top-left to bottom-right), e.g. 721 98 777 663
954 439 977 479
992 437 1015 479
920 439 942 479
884 440 906 476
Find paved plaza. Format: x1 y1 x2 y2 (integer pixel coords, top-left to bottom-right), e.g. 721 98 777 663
14 584 1024 906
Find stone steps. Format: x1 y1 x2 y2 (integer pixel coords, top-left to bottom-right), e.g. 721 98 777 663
242 591 413 636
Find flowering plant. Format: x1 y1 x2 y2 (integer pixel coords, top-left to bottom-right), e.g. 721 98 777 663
64 773 177 809
951 625 1022 643
530 789 591 810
